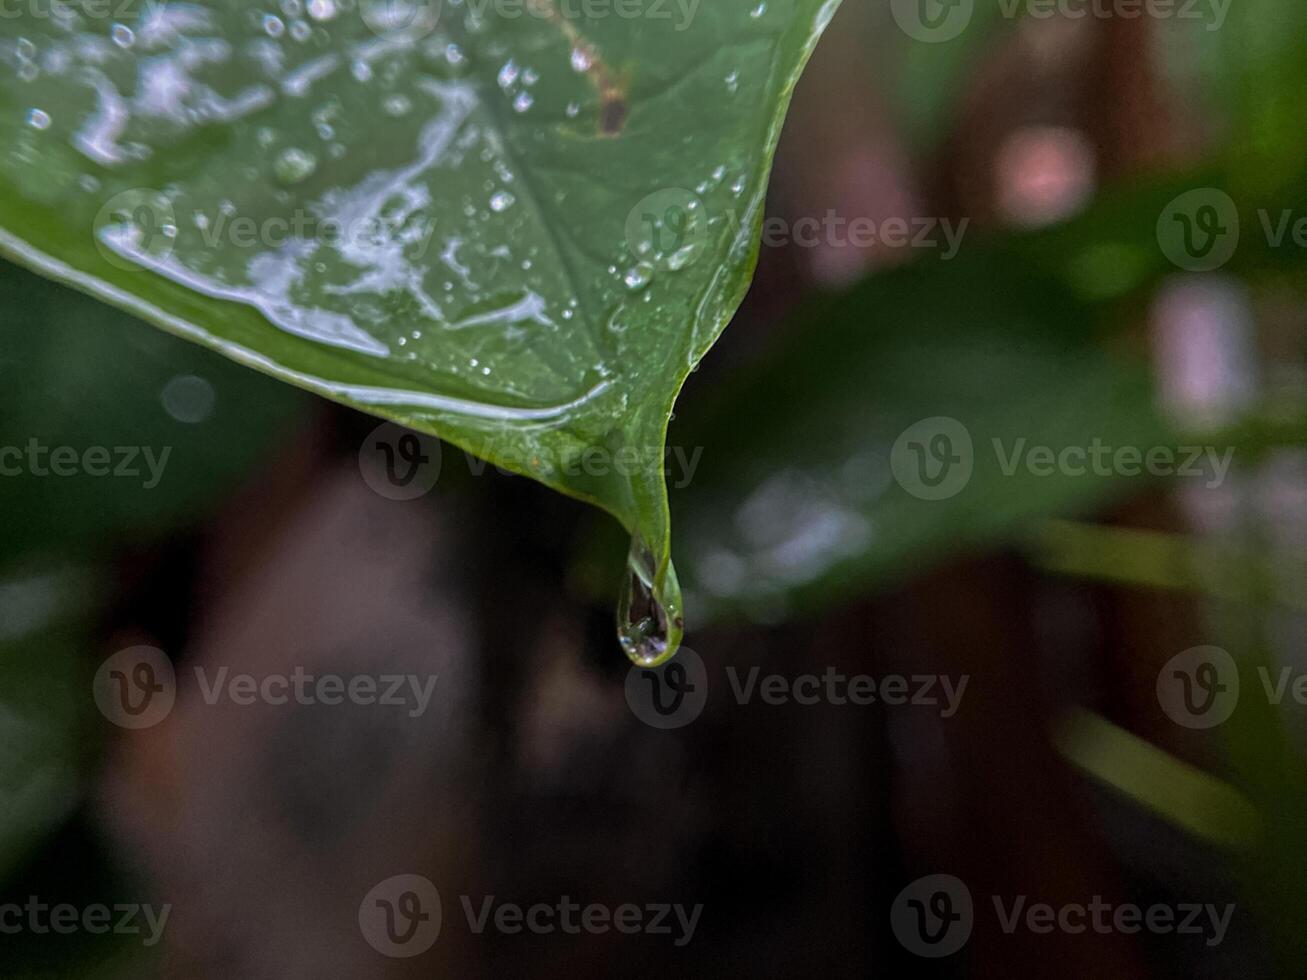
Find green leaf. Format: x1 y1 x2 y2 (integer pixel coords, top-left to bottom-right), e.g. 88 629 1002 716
0 0 842 663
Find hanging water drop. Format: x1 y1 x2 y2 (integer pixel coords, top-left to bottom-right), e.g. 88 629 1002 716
617 540 684 667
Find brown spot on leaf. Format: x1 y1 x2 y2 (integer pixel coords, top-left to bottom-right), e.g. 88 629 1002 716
600 95 628 137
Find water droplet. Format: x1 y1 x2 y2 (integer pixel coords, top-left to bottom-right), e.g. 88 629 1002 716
110 23 135 48
750 1 767 16
351 60 373 82
497 59 520 90
725 70 739 93
565 101 581 118
263 14 285 36
290 19 312 41
307 0 336 20
383 94 411 116
617 540 683 667
512 91 534 113
273 147 317 184
667 243 698 271
623 262 655 291
25 108 50 130
570 46 593 73
490 190 516 213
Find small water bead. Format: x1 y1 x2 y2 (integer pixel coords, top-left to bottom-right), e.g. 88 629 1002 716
263 15 285 36
307 0 336 19
523 67 539 86
497 59 519 90
273 146 317 184
750 1 767 16
281 0 303 16
725 70 740 93
666 243 698 271
351 60 372 81
512 91 533 113
623 262 655 291
383 94 411 116
489 190 516 213
110 24 135 48
570 46 593 73
290 19 312 41
25 108 50 130
566 101 580 118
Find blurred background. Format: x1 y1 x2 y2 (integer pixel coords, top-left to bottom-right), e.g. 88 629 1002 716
4 0 1307 976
